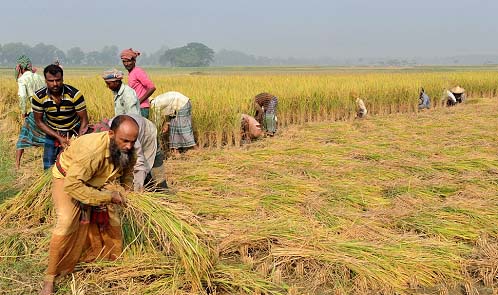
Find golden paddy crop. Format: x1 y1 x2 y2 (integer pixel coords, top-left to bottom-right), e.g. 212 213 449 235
2 69 498 147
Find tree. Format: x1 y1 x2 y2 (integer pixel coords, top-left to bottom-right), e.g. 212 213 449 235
213 49 258 66
142 45 169 65
66 47 85 65
85 51 101 66
160 42 214 67
99 45 119 65
31 43 66 65
1 42 32 65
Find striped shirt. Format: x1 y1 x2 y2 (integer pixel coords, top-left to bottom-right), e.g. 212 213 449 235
254 93 276 110
32 84 86 132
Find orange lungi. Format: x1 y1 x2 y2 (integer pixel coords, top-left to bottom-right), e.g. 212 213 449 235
45 178 122 282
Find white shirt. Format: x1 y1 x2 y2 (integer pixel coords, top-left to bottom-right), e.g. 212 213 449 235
151 91 190 117
446 90 456 103
18 71 45 114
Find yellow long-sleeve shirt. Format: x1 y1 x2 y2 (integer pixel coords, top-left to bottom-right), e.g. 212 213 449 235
52 132 134 206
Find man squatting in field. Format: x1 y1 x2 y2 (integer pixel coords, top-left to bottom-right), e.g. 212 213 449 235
450 86 466 104
356 97 368 118
40 115 138 295
254 92 278 136
151 91 197 158
32 64 89 170
102 69 141 116
108 114 168 191
121 48 156 119
444 89 457 106
241 114 263 142
14 55 46 169
419 88 430 109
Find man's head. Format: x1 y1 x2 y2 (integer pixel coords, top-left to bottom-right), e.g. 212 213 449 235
108 115 139 169
102 69 124 91
15 55 34 80
44 64 64 95
120 48 140 72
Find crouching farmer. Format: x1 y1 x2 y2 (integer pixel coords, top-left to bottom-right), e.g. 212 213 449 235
241 114 263 142
40 115 138 294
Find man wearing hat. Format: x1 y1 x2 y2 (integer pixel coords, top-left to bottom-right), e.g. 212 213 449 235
120 48 156 118
450 86 466 104
102 69 141 116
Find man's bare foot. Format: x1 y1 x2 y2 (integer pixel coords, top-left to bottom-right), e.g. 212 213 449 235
40 281 54 295
170 149 180 159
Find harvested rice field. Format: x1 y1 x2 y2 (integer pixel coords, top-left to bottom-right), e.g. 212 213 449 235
1 92 498 294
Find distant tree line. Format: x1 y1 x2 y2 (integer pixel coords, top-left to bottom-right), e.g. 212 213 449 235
2 42 491 67
0 42 216 67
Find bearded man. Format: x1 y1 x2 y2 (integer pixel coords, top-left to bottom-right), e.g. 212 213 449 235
40 115 139 295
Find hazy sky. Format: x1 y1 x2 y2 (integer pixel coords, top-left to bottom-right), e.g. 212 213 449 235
1 0 497 58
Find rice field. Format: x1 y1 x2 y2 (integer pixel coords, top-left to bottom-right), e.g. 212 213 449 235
0 67 498 294
1 67 498 147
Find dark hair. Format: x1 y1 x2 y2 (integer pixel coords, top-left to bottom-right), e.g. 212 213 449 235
43 64 63 78
110 115 139 131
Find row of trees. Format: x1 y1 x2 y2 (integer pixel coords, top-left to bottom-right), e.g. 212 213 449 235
0 42 214 67
0 42 490 67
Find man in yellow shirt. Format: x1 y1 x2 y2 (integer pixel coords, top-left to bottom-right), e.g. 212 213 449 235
40 115 139 295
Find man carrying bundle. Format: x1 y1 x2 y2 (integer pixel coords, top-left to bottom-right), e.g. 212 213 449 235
40 115 138 295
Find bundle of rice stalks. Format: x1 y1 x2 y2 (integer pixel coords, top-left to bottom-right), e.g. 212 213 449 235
270 237 466 293
465 235 498 288
70 255 186 294
210 263 288 295
395 206 498 242
0 226 50 257
0 176 214 292
0 170 53 227
123 192 213 291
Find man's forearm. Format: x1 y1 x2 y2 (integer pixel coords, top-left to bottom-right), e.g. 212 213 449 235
35 116 61 139
77 111 89 135
78 121 88 135
139 87 156 103
65 180 113 206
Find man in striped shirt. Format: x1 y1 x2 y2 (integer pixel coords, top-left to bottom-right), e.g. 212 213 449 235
32 64 89 170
